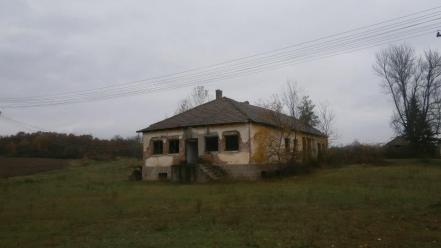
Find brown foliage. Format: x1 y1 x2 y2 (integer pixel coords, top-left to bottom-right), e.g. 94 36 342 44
0 132 142 160
321 142 385 166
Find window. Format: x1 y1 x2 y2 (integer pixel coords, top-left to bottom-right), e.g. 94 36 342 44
225 134 239 151
285 138 290 151
293 139 298 152
168 139 179 154
158 172 168 180
205 136 219 152
153 140 163 155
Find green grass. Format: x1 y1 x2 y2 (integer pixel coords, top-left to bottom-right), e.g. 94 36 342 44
0 159 440 247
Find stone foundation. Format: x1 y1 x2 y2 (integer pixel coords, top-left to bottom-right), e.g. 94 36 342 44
142 166 171 180
143 163 280 181
217 164 280 180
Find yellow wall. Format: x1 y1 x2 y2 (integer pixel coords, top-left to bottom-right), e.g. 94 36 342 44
250 123 327 164
142 122 328 167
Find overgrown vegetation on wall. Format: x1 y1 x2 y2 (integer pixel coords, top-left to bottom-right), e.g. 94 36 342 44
0 132 142 160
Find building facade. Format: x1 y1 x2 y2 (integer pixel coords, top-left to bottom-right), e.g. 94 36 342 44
137 90 327 181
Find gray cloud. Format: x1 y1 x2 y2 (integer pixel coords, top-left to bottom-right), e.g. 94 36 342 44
1 0 440 144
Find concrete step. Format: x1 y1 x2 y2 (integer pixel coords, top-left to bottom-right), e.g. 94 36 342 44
199 164 227 180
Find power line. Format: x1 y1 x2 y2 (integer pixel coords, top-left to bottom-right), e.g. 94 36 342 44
3 30 434 108
2 22 438 108
1 5 441 108
4 12 441 103
3 5 441 101
2 12 440 104
0 111 48 132
4 27 437 107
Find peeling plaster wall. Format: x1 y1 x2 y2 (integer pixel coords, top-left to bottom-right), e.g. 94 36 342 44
143 129 185 168
142 123 251 169
141 122 327 180
250 123 275 164
249 123 328 164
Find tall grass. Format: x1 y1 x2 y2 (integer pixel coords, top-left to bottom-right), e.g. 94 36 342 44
0 159 440 247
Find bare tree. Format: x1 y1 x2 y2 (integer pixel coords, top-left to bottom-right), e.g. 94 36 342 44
282 80 301 118
256 89 302 163
374 44 441 152
255 94 286 162
317 102 337 145
255 80 335 162
190 86 210 106
281 81 303 160
175 86 212 114
175 99 192 114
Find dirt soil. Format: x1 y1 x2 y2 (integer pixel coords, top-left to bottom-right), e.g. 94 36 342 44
0 157 70 178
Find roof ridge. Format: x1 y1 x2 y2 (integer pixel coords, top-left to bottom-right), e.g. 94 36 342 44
142 98 220 129
138 95 325 137
225 96 294 122
223 97 324 136
222 97 252 121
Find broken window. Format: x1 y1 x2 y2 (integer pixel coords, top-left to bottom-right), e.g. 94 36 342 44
285 138 290 152
205 136 219 152
225 134 239 151
152 140 163 155
168 139 179 154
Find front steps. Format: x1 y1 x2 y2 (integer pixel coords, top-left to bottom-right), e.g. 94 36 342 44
198 164 227 181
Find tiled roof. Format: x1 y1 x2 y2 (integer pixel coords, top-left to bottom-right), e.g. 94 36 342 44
137 97 324 136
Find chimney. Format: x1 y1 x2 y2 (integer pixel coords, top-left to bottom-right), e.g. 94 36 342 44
216 89 222 100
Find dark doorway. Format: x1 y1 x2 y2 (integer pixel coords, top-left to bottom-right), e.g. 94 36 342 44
171 138 198 183
185 139 198 164
172 164 196 183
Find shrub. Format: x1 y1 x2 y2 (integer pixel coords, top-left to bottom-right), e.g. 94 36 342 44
0 132 142 160
128 166 142 181
384 143 438 159
321 143 385 166
261 160 314 179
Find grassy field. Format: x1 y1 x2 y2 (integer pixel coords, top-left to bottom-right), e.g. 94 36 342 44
0 157 70 178
0 159 440 247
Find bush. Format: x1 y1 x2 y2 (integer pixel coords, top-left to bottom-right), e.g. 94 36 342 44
384 143 438 159
261 161 314 179
321 143 385 166
0 132 142 160
129 166 142 181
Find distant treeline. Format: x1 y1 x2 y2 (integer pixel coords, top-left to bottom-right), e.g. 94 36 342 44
0 132 142 160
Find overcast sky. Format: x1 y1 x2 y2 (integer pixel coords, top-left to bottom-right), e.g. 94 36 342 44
1 0 440 145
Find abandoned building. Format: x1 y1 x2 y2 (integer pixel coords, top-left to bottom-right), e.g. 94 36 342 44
137 90 327 181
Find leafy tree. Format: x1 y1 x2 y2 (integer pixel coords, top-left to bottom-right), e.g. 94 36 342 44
297 96 319 127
